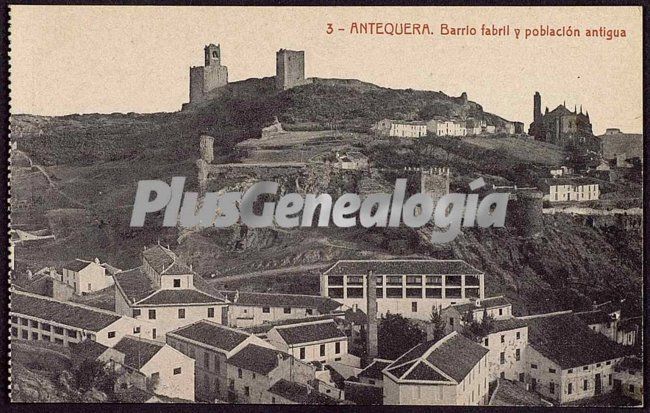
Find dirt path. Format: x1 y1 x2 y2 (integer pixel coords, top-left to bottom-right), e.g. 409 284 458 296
206 262 331 284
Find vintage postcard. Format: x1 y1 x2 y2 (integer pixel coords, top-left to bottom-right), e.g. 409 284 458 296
6 5 643 407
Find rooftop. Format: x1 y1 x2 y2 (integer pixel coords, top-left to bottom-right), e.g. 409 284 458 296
136 289 225 306
324 259 483 276
489 379 549 406
226 344 290 375
11 290 121 331
142 245 192 276
484 318 529 335
575 310 613 326
220 290 340 313
113 335 165 370
242 314 343 335
343 381 383 405
357 359 393 381
169 320 250 352
70 339 110 362
385 331 489 383
113 267 156 304
273 319 347 346
522 312 629 369
63 259 93 272
267 379 339 405
450 296 511 314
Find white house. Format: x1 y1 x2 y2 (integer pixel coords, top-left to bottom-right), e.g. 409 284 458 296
373 119 427 138
426 119 467 137
441 296 513 333
62 258 114 295
383 331 490 405
267 319 350 365
335 151 370 170
10 289 154 347
219 290 341 328
541 179 600 203
113 245 229 340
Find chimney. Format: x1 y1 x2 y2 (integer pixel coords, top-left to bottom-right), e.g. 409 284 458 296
366 270 378 363
352 303 358 313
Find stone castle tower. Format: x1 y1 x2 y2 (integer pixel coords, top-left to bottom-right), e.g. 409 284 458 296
189 44 229 103
276 49 310 90
199 134 214 164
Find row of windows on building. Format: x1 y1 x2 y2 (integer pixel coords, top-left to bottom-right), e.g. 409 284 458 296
328 275 481 286
328 287 480 299
133 307 217 320
241 307 314 315
297 342 342 360
10 316 100 342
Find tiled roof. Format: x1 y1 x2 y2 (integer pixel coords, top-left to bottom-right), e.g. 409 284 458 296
142 245 192 275
575 310 612 326
226 344 289 375
490 379 548 406
385 332 489 383
618 316 641 332
70 339 110 361
324 260 482 275
220 290 341 313
523 312 628 369
11 290 121 331
344 382 383 405
485 318 529 335
113 335 164 370
136 289 225 306
358 359 392 380
344 308 368 325
242 314 344 335
267 379 339 405
170 320 250 352
63 259 92 272
114 267 156 304
274 320 347 346
451 296 511 314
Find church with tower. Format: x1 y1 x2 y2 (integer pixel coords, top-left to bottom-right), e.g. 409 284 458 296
528 91 596 149
189 44 229 103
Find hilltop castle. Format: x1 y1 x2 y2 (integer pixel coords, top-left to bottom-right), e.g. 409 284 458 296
528 91 595 148
189 44 229 103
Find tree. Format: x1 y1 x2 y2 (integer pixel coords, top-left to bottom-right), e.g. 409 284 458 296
429 306 447 342
378 313 426 360
68 359 119 401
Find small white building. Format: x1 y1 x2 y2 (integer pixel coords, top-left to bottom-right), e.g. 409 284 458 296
542 179 600 203
550 166 574 178
383 331 490 405
62 258 114 295
373 119 427 138
427 119 467 137
477 319 529 383
441 296 513 334
10 289 154 347
267 319 350 365
612 357 643 403
335 151 370 170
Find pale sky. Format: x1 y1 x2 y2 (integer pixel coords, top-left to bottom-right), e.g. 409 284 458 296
9 6 643 134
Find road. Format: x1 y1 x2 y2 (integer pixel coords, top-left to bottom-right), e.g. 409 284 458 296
205 262 331 284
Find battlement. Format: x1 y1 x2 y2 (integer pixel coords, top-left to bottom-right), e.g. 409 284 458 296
189 43 229 103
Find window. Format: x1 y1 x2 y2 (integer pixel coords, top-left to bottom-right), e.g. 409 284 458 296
484 338 489 346
596 363 601 367
108 331 116 339
425 288 442 298
406 276 421 285
500 335 505 343
208 307 215 318
238 368 243 378
299 348 305 359
519 373 524 382
406 288 422 298
583 379 588 391
262 307 270 313
629 384 635 393
32 332 39 340
152 328 157 339
173 367 182 375
516 331 520 340
328 276 343 286
88 283 92 291
54 326 64 335
549 368 556 373
204 355 210 369
386 288 402 298
376 288 384 298
320 344 326 357
21 318 29 326
133 309 141 317
609 374 612 386
244 386 250 397
335 342 340 354
55 338 63 344
583 366 589 371
411 302 418 312
149 309 156 320
173 279 181 288
386 276 401 285
568 383 573 395
347 288 364 298
568 369 573 374
178 308 186 319
133 326 141 334
283 307 291 314
515 349 520 361
531 363 538 369
67 329 77 338
449 317 454 326
306 309 313 315
500 372 505 379
606 361 611 366
500 352 505 365
11 327 17 337
425 275 442 285
499 308 503 316
347 275 363 285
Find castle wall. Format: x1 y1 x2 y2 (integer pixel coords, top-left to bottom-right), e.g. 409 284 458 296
276 49 309 90
189 66 205 103
203 65 229 93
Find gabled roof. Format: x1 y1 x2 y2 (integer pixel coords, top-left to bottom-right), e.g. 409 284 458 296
226 344 289 375
358 359 393 381
169 320 250 352
485 318 529 335
220 290 340 313
273 319 346 346
344 381 383 405
63 259 93 272
575 310 612 326
385 331 489 384
142 245 192 275
490 379 548 406
11 290 121 331
71 339 110 361
450 296 511 315
136 289 225 306
113 267 156 304
522 312 628 369
267 379 339 405
243 314 344 335
324 259 482 276
113 335 165 370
